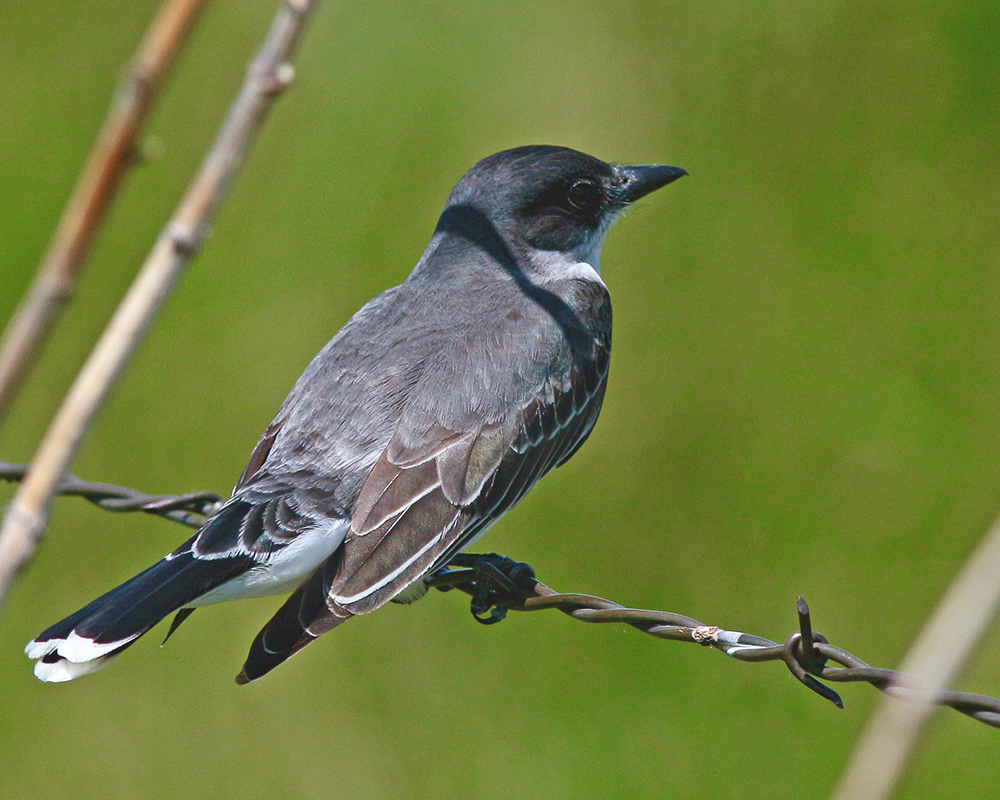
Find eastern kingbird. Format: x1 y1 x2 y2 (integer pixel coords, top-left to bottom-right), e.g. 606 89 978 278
26 145 685 683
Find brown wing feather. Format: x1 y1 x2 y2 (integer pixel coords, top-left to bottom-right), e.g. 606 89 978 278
235 417 284 489
239 282 611 682
330 326 609 615
330 415 519 614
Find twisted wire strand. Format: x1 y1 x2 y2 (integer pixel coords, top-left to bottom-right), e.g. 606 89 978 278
3 460 998 727
428 557 1000 728
1 462 222 527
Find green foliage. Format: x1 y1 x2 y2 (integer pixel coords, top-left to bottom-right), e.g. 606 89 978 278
1 1 998 798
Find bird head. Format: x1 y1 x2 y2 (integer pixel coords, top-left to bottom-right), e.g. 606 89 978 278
439 145 686 273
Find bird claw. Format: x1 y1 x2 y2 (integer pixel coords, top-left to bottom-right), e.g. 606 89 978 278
436 552 537 624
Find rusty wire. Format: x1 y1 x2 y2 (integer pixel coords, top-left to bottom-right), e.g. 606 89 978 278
2 460 999 729
0 462 222 528
427 556 1000 728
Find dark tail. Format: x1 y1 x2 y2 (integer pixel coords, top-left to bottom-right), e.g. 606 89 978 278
27 550 254 682
237 547 348 684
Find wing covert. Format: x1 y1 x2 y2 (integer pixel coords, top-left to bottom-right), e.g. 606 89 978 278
240 274 612 681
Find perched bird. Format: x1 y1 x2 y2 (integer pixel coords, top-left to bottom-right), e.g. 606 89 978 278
26 145 685 683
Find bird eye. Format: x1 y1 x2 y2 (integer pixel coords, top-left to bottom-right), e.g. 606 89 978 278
566 180 600 211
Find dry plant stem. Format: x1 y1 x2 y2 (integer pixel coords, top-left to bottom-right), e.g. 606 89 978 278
0 0 210 424
831 512 1000 800
0 0 319 612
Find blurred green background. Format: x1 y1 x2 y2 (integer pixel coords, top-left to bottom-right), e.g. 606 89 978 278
1 1 999 798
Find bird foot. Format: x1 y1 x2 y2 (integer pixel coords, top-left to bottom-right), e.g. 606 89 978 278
431 552 537 625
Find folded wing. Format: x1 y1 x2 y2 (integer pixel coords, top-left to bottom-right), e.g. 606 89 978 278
238 331 610 682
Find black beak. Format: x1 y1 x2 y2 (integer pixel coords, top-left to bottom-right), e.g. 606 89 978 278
615 164 688 204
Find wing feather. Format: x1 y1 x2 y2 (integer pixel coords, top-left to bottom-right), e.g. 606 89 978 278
240 278 612 681
335 325 609 616
352 456 442 534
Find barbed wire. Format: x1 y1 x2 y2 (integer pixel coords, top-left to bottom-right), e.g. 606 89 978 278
428 555 1000 728
0 462 222 528
3 460 999 728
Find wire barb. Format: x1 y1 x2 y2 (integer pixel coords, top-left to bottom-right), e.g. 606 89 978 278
434 553 999 727
4 466 1000 729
